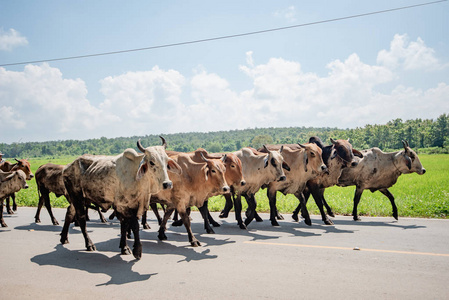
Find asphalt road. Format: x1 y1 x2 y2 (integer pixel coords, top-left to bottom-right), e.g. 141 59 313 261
1 207 448 299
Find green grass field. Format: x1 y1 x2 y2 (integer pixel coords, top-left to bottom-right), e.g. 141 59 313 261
10 154 449 219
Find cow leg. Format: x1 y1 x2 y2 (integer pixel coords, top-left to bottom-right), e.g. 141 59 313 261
141 209 151 230
233 193 246 229
379 188 398 220
119 217 132 255
76 204 96 251
267 188 280 226
43 191 59 225
294 192 311 226
179 209 201 247
292 189 310 222
35 188 46 223
150 203 162 225
0 199 7 227
172 209 184 227
158 207 174 241
96 206 107 223
352 187 364 221
130 216 142 260
321 190 335 218
5 194 13 214
244 194 257 227
60 204 76 245
11 193 17 212
311 189 333 225
198 202 214 234
207 209 220 227
219 193 233 219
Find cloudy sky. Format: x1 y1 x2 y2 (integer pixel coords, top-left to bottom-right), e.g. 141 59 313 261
1 1 448 144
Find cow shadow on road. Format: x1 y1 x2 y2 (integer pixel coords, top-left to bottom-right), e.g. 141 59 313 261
331 218 426 230
31 244 156 286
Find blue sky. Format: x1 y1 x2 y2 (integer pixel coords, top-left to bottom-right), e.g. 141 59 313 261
1 0 448 143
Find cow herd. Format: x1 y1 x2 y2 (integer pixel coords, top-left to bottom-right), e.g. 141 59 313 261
0 137 426 260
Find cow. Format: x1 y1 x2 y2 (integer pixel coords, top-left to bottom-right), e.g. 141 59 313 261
0 170 29 227
0 158 34 214
258 143 328 226
34 163 107 225
151 152 230 246
291 137 363 225
219 146 289 229
60 137 182 260
147 148 245 233
337 140 426 221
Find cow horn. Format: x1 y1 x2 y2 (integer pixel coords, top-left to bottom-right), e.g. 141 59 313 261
137 139 146 153
330 138 337 145
221 154 227 163
402 140 409 151
200 153 209 162
160 136 167 149
298 143 306 149
263 145 269 152
279 145 284 153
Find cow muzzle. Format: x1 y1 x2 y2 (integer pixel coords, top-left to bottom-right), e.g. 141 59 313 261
278 175 286 182
222 186 231 193
162 181 173 190
321 165 329 174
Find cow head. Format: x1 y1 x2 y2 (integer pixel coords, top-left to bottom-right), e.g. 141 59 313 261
11 158 34 180
200 153 230 194
0 170 29 189
222 153 246 188
136 137 182 192
329 138 363 168
399 140 426 175
298 143 328 174
262 145 288 182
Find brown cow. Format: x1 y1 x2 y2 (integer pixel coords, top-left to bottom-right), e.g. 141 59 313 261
219 146 289 229
259 143 328 226
0 170 29 227
151 152 230 246
34 163 107 225
337 140 426 221
0 158 34 214
60 137 182 259
292 137 363 225
147 148 245 233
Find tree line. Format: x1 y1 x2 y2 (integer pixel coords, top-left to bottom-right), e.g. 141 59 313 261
2 114 448 158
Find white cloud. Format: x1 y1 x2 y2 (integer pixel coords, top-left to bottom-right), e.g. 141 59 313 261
0 28 28 51
1 34 448 143
377 34 441 71
274 6 297 23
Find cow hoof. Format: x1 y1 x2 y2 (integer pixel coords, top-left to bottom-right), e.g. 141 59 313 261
133 245 142 260
1 222 8 227
276 214 284 220
35 219 41 224
219 211 229 219
121 246 132 255
328 212 335 218
60 238 69 245
255 216 263 222
7 210 14 215
158 233 167 241
211 221 220 227
304 219 312 226
52 220 60 226
191 240 201 247
271 219 280 226
86 244 96 251
238 223 247 230
142 223 151 230
393 213 398 220
205 227 215 234
324 219 334 225
353 217 361 221
292 214 299 222
127 233 132 239
172 220 183 227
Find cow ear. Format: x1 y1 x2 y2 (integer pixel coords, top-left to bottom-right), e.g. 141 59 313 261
303 152 308 172
404 155 412 170
204 166 209 181
264 155 269 168
331 150 338 160
136 159 148 181
167 159 182 175
282 162 290 171
353 149 363 158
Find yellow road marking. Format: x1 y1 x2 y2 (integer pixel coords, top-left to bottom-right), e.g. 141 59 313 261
244 241 449 257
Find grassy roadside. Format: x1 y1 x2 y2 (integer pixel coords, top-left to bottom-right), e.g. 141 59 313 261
9 154 448 219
